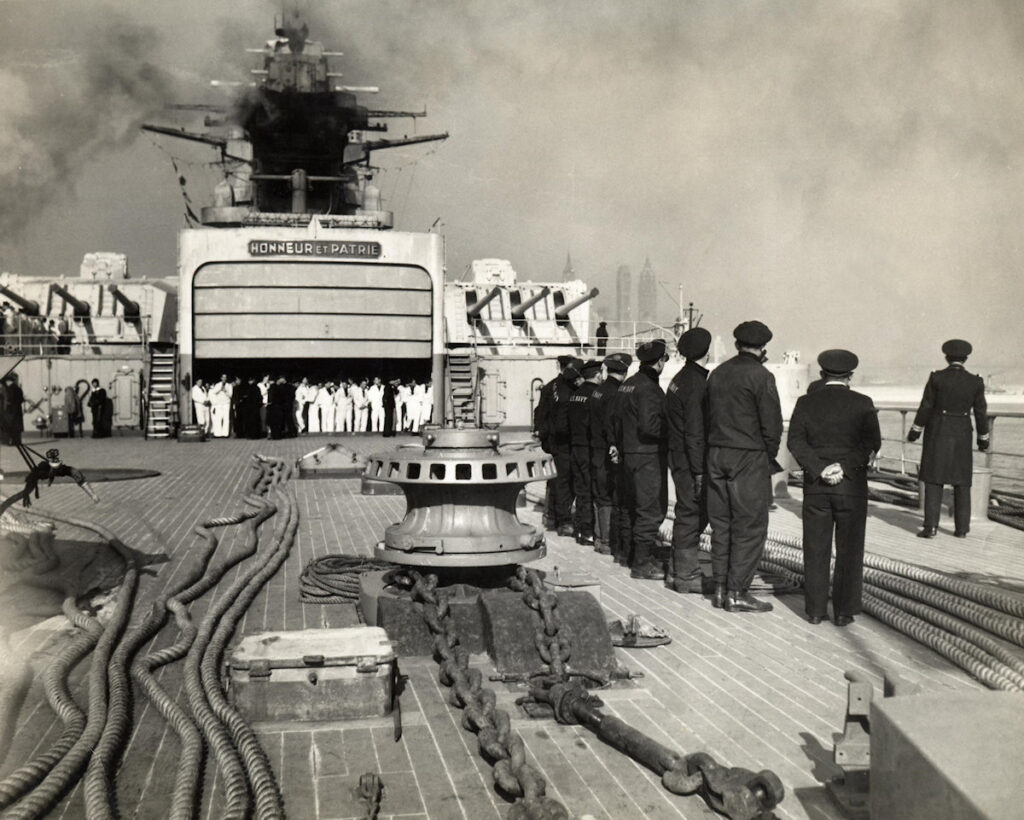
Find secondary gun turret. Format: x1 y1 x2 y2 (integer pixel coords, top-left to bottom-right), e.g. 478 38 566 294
555 287 599 320
107 285 141 320
510 287 551 321
50 284 91 318
466 286 502 321
0 285 40 316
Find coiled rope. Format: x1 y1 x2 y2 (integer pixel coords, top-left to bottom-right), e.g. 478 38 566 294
1 513 139 820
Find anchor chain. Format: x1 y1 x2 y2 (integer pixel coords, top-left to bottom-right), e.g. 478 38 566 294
508 567 573 681
530 679 785 820
400 569 570 820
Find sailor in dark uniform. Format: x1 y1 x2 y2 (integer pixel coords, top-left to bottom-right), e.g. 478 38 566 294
590 353 630 555
705 321 783 612
908 339 990 538
535 356 583 537
665 327 711 593
568 360 602 545
619 339 670 580
788 350 881 626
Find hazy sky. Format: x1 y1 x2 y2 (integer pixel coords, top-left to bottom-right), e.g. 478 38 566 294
2 0 1022 380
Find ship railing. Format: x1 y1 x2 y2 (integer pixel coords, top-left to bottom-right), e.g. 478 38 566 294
0 315 153 355
873 402 1024 490
462 320 679 356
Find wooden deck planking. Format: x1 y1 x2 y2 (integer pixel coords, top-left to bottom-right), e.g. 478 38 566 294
2 434 1023 819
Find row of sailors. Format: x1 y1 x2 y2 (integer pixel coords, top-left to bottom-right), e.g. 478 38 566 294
190 375 433 439
534 320 886 624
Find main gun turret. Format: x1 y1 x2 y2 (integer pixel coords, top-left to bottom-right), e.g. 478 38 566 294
50 284 91 318
510 287 551 322
0 285 40 316
107 285 141 320
555 287 599 321
466 286 503 321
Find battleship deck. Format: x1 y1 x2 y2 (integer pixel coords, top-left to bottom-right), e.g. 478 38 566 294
2 434 1023 820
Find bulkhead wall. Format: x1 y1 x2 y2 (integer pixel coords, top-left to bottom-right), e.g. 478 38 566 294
177 225 445 416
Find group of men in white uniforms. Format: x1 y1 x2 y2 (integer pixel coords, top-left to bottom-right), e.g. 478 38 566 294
191 374 433 437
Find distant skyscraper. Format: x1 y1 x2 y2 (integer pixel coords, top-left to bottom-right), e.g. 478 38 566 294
638 257 656 323
562 252 575 282
616 264 632 322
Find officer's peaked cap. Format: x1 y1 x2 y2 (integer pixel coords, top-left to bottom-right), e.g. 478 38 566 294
734 320 772 346
677 327 712 359
817 349 859 375
636 338 667 363
941 339 972 359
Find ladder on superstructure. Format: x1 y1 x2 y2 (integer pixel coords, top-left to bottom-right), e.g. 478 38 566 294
145 345 178 439
447 352 478 425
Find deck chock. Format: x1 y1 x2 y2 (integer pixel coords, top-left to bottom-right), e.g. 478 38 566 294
296 443 366 478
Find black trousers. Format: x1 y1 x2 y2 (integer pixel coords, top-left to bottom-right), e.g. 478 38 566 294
670 454 707 578
612 459 631 561
551 446 574 528
571 445 593 536
802 493 868 618
624 450 667 569
923 482 970 533
707 447 771 592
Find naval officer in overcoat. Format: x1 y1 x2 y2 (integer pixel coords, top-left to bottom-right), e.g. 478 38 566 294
907 339 990 538
788 350 881 626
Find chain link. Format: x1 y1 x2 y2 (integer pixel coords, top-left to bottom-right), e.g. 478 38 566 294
402 569 570 820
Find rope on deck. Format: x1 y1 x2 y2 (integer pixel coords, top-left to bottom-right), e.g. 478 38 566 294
0 455 297 820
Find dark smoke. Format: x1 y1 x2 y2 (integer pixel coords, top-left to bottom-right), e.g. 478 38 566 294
0 18 173 237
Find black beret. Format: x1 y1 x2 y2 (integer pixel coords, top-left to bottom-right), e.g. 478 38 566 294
817 349 859 376
734 320 772 346
563 356 585 375
604 352 632 373
580 359 603 378
636 338 667 363
677 327 712 359
941 339 972 359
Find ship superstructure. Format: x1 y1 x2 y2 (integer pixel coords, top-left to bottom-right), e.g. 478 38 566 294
143 13 450 419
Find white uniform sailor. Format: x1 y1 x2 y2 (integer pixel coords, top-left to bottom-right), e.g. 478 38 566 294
367 378 384 432
406 382 424 433
334 381 353 432
351 380 369 432
191 379 211 435
314 384 335 433
208 375 232 438
294 378 312 433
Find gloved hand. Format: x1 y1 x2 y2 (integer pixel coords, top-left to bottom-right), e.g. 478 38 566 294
907 429 921 443
821 463 844 486
978 438 990 452
609 445 620 465
693 474 704 499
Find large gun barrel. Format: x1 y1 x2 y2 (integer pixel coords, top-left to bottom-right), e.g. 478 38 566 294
107 284 141 319
50 284 91 317
555 287 600 320
0 285 40 316
465 286 502 320
510 286 551 321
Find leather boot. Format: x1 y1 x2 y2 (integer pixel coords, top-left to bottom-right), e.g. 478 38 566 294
711 582 726 609
724 591 774 613
916 526 938 539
